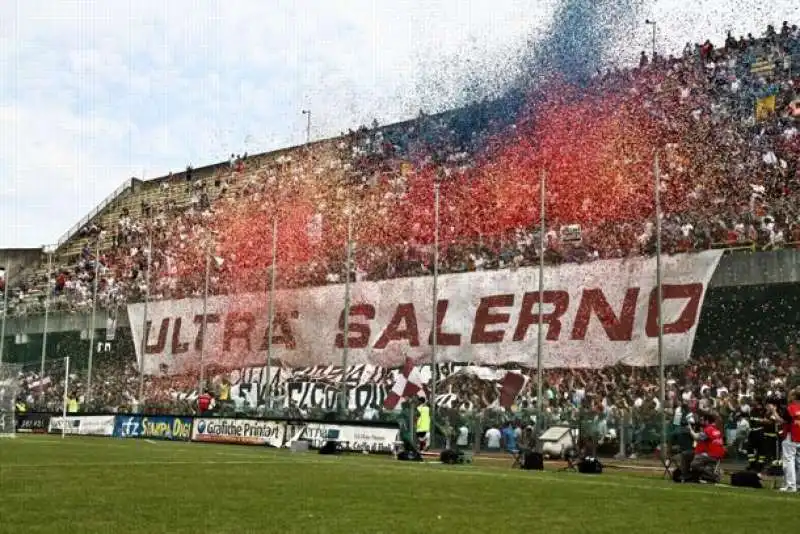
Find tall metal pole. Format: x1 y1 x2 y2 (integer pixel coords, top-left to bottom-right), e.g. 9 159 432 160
302 109 311 144
536 169 546 436
62 356 70 439
40 251 53 388
137 231 151 412
199 248 211 395
86 242 101 405
265 218 278 410
646 19 656 59
430 182 440 445
339 210 353 415
0 265 9 366
654 151 667 460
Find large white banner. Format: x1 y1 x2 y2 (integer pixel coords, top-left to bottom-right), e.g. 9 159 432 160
191 417 285 447
48 415 115 436
128 251 723 374
283 423 399 453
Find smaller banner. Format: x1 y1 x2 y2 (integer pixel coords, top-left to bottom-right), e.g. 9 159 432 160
15 413 51 434
113 415 193 441
48 415 116 436
284 423 399 454
191 418 285 447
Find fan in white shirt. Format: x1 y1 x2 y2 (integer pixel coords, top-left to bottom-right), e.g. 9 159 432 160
484 427 502 450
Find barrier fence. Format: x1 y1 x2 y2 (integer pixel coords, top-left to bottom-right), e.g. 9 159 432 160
15 409 745 463
13 412 401 454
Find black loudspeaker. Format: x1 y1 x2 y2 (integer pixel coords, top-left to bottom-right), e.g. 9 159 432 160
319 441 340 455
577 457 603 474
731 471 763 489
440 449 462 465
397 450 423 462
521 451 544 471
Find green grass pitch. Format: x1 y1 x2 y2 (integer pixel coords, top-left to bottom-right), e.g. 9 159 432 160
0 436 794 534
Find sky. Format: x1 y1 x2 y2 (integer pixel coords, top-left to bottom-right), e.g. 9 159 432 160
1 0 798 249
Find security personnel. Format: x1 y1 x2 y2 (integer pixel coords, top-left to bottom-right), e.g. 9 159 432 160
15 398 27 415
416 400 431 451
67 395 79 414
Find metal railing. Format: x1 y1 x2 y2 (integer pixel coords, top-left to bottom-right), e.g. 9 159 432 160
56 178 136 249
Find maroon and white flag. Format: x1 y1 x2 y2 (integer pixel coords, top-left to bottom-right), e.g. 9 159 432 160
383 357 424 410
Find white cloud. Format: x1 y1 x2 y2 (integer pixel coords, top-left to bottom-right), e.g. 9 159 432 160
1 0 799 247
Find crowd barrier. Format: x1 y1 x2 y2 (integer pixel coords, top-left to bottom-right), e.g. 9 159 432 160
13 412 400 454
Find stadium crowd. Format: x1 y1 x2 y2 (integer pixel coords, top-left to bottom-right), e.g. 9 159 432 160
4 24 800 465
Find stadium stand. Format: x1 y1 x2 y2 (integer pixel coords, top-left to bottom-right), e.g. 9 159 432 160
2 23 800 457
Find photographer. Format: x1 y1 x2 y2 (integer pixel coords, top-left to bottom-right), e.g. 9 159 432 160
779 388 800 493
688 412 725 483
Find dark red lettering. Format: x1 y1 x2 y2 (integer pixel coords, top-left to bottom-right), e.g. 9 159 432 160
646 283 703 336
512 290 570 341
171 317 190 354
428 299 461 346
223 312 255 351
144 318 169 354
193 313 220 351
571 288 639 341
374 303 420 349
259 311 297 350
335 304 375 349
471 294 514 344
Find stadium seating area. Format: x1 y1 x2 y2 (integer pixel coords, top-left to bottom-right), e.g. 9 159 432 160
4 24 800 442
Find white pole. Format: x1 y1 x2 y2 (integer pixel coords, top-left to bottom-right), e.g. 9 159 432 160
86 242 101 404
654 151 667 460
199 248 211 395
0 265 9 366
62 356 70 439
137 232 151 412
40 251 53 393
430 182 440 444
339 210 353 414
536 169 546 435
302 110 311 144
265 218 278 410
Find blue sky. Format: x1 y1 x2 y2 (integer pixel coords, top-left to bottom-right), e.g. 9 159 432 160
1 0 798 249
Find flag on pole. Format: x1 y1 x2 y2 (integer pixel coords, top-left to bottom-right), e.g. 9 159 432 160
383 357 424 410
499 372 525 409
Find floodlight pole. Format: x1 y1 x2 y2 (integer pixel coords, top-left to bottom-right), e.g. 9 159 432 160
265 218 278 410
199 247 211 395
339 209 354 415
0 264 9 366
654 151 667 461
536 169 546 436
86 242 101 405
40 250 53 391
646 20 657 59
431 182 440 445
137 231 152 412
302 110 312 144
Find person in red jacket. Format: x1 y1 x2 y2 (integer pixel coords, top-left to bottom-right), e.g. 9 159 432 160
780 388 800 493
689 412 725 482
197 390 214 415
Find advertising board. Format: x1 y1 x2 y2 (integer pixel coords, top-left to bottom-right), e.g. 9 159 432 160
113 415 193 441
48 415 115 436
191 418 285 447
